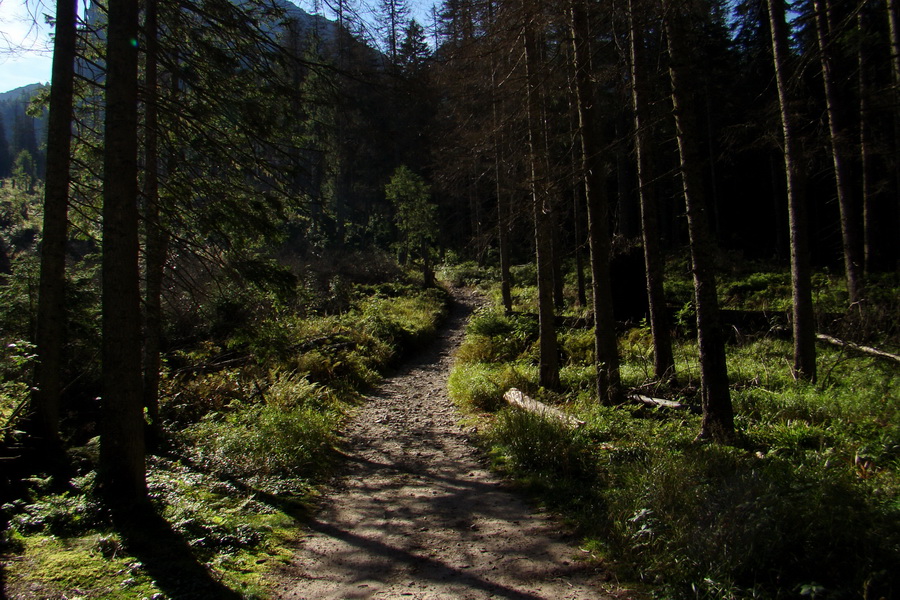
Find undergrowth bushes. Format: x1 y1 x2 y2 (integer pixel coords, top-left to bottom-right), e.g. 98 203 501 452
3 273 450 598
449 264 900 599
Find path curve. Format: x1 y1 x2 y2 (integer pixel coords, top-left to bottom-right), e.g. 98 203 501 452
273 289 628 600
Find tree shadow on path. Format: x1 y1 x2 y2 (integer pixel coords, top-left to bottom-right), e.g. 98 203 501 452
305 518 550 600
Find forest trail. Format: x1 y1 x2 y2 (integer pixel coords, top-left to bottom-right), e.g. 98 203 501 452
273 289 629 600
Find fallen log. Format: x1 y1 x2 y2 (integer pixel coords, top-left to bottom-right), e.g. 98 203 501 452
816 333 900 366
629 393 700 414
503 388 585 428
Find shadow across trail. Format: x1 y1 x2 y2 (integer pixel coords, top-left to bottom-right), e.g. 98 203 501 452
114 505 244 600
276 289 620 600
307 519 548 600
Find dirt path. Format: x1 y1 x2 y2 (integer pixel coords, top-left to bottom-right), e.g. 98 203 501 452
273 289 628 600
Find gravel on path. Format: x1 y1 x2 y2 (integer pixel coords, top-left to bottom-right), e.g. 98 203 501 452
274 289 630 600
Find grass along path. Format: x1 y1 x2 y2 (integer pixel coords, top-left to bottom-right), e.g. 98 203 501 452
272 288 630 600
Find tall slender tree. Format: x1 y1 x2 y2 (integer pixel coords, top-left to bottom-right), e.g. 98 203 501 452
569 0 621 404
663 0 735 443
487 0 513 314
767 0 817 382
522 0 560 390
885 0 900 271
627 0 675 383
378 0 411 64
31 0 78 457
100 0 147 504
142 0 165 449
812 0 865 305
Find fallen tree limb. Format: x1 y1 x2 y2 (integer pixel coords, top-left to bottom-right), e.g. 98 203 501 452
816 333 900 366
629 394 701 414
503 388 585 428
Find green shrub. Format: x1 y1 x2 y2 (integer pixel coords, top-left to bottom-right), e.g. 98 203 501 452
603 447 900 599
456 309 538 364
560 328 595 365
487 408 595 484
448 363 506 412
188 405 338 481
436 261 497 287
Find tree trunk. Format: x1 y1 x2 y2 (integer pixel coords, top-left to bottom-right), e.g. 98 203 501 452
523 1 559 390
886 0 900 272
550 199 566 311
627 0 675 383
32 0 77 454
142 0 164 451
496 157 513 312
767 0 817 382
664 0 735 443
100 0 147 505
573 175 588 308
569 0 621 404
812 0 865 305
858 8 875 275
490 16 513 312
421 237 433 287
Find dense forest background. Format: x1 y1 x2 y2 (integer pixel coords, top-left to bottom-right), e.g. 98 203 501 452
1 0 899 597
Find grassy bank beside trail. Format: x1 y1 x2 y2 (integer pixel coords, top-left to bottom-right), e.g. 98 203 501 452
447 261 900 600
2 277 448 600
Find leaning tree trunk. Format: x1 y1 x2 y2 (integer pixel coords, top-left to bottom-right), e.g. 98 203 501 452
32 0 77 455
767 0 817 382
663 0 735 443
569 0 622 404
627 0 675 383
100 0 147 505
523 0 560 390
812 0 865 305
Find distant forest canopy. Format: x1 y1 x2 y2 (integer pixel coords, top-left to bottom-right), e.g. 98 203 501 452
3 0 898 271
0 85 47 181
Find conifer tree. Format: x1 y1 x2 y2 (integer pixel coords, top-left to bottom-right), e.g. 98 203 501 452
522 0 560 390
378 0 411 64
32 0 78 458
100 0 147 505
626 0 675 383
767 0 817 382
569 0 621 404
0 115 10 178
663 0 735 443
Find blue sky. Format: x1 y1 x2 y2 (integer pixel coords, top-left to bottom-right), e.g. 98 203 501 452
0 0 437 94
0 0 56 92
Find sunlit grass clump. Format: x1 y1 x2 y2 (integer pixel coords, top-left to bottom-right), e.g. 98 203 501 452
450 266 900 600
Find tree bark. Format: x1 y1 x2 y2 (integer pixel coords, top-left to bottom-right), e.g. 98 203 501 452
569 0 622 404
523 0 560 390
142 0 165 450
32 0 77 452
767 0 817 382
101 0 147 504
489 5 513 313
812 0 865 304
857 8 875 275
886 0 900 272
663 0 735 443
627 0 675 383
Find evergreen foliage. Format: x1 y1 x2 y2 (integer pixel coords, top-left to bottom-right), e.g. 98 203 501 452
2 0 900 595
